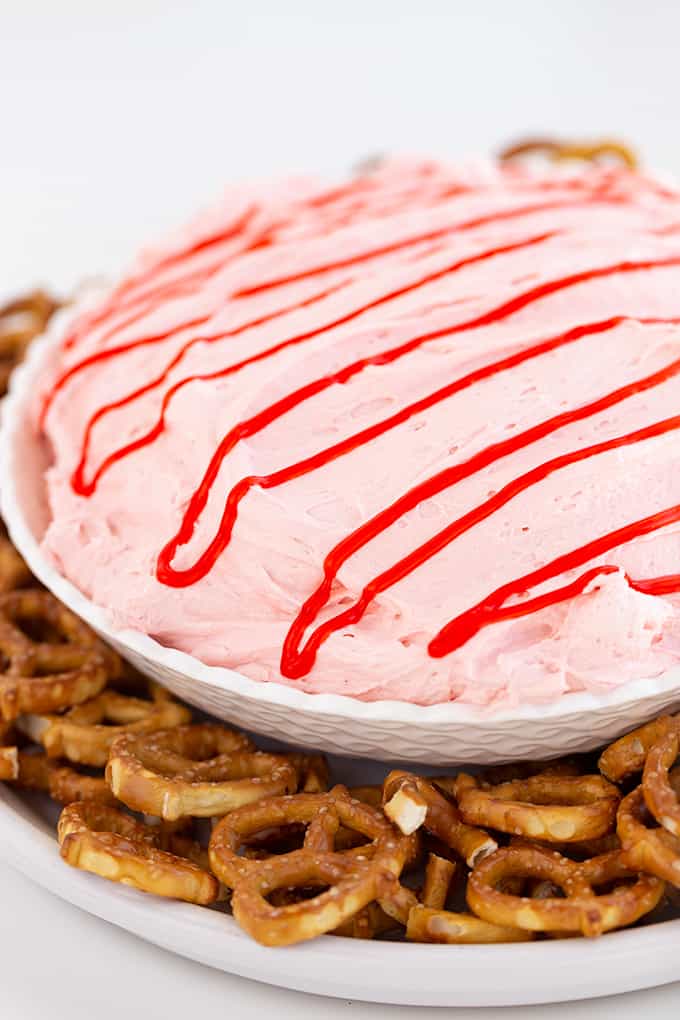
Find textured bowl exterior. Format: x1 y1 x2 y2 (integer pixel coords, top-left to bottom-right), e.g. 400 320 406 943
3 305 680 765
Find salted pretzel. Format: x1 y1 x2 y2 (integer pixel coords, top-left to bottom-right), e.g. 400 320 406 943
58 801 219 904
0 525 33 594
643 733 680 838
0 590 115 720
421 852 456 910
209 785 415 945
12 750 117 806
285 752 329 792
17 683 191 766
407 905 532 944
499 137 637 169
456 771 620 843
0 722 18 780
0 289 58 395
106 723 299 820
467 844 663 936
382 771 497 867
618 784 680 887
599 715 680 782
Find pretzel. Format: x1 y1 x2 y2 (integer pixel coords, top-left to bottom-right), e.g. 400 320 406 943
407 905 533 944
333 902 399 939
499 137 637 169
13 750 117 806
618 784 680 887
421 853 456 910
0 720 18 780
209 786 414 945
285 752 329 792
467 844 663 936
58 801 219 904
383 771 497 867
106 724 299 820
0 591 115 720
642 735 680 839
0 290 58 395
0 747 18 780
599 715 680 782
0 525 33 594
17 683 191 766
456 771 620 842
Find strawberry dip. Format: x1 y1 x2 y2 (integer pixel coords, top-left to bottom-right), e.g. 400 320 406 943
36 157 680 706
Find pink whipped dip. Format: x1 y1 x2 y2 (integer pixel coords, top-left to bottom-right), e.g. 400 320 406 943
36 157 680 706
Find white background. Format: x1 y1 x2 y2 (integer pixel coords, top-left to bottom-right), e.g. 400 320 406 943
2 1 680 1015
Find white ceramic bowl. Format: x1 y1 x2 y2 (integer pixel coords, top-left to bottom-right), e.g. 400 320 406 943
3 305 680 764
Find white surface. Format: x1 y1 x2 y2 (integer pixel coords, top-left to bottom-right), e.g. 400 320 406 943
3 1 680 1015
6 312 680 765
2 781 680 1009
0 866 677 1020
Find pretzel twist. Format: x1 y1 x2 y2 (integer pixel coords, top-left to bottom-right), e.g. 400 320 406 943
209 786 414 946
642 733 680 838
0 591 116 720
58 801 219 904
456 771 620 842
107 724 297 820
499 137 637 169
618 784 680 887
599 715 680 782
467 844 663 936
18 683 191 766
13 750 117 806
0 290 58 395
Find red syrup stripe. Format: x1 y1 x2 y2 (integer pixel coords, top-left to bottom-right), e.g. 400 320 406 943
231 196 622 298
58 189 619 365
156 316 674 587
154 253 680 592
428 500 680 659
62 205 260 350
47 192 611 417
59 177 468 353
280 408 680 677
72 232 554 493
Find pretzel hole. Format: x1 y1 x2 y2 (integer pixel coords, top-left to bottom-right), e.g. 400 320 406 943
241 824 308 857
13 614 67 645
267 884 330 906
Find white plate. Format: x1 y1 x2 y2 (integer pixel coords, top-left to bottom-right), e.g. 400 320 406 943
1 777 680 1007
4 303 680 764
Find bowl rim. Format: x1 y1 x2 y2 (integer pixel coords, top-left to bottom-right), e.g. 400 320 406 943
3 299 680 729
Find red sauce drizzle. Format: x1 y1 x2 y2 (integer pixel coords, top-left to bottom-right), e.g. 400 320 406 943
41 178 680 680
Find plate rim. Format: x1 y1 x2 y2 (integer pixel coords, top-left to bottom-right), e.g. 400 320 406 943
1 784 679 1007
3 302 680 730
